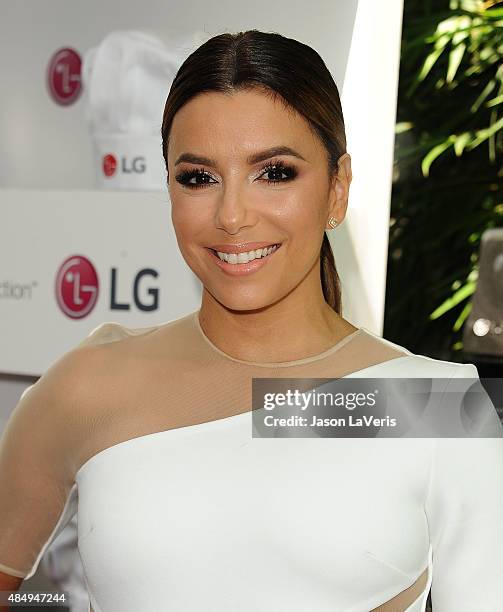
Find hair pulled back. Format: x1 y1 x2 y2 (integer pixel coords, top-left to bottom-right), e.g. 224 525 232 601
161 30 347 313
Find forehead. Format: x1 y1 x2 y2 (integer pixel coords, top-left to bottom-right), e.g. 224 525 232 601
168 88 320 160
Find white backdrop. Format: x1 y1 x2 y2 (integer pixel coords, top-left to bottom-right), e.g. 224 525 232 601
0 0 404 376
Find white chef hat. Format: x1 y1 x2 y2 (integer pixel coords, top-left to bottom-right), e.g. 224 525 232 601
82 30 207 191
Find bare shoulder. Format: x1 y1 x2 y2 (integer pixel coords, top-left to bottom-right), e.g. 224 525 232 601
16 322 158 427
12 342 106 434
72 320 168 392
0 330 121 477
25 318 188 435
68 321 161 393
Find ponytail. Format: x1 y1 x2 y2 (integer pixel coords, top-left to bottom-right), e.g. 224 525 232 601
320 232 342 314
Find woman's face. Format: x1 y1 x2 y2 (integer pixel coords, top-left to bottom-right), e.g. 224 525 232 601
167 88 351 312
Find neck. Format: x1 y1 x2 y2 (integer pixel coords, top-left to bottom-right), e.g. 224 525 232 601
198 289 357 364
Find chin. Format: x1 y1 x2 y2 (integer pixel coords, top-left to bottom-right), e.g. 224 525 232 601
209 289 280 313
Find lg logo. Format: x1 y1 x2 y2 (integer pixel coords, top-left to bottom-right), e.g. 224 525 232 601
102 154 146 177
103 154 117 177
55 255 159 319
47 47 82 106
55 256 98 318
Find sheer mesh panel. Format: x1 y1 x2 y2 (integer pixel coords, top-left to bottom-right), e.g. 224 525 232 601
1 311 435 609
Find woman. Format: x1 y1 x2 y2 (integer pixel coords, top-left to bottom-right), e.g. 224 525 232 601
1 30 502 612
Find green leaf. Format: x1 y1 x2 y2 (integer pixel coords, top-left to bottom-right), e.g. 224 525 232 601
453 301 472 332
484 8 503 19
418 45 448 84
467 115 503 149
429 281 477 320
486 94 503 107
395 122 415 133
447 42 466 82
470 79 496 112
454 132 473 156
421 137 456 177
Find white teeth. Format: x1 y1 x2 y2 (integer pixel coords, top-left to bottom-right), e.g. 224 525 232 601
216 244 279 264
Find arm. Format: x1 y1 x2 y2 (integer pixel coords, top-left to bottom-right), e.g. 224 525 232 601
0 343 100 588
0 570 23 612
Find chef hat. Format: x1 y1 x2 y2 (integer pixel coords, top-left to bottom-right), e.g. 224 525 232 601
82 30 207 191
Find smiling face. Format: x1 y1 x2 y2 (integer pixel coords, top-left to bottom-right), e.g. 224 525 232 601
167 87 351 312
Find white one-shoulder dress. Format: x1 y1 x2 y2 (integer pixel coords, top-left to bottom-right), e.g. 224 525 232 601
0 310 502 612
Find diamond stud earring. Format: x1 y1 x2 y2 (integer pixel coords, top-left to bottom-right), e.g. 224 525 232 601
328 217 339 229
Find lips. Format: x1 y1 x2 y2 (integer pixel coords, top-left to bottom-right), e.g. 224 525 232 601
207 242 281 254
205 242 281 276
210 244 281 265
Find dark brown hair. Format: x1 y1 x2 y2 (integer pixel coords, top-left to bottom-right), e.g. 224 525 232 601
161 30 347 313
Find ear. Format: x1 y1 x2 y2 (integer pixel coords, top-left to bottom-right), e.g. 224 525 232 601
327 153 352 226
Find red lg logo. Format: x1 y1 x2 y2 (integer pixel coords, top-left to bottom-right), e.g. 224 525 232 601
47 48 82 106
102 154 146 176
55 256 99 319
103 154 117 177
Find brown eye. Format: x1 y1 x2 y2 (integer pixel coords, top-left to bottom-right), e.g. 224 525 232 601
175 168 217 189
259 160 298 184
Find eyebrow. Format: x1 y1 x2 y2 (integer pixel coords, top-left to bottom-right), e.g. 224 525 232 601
174 145 307 167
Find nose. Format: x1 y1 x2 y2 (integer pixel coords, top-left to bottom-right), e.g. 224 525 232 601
214 180 253 234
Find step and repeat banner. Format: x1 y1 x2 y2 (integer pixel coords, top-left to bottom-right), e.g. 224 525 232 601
0 0 404 376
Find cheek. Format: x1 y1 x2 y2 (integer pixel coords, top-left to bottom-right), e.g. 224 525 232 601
279 189 324 242
170 197 213 252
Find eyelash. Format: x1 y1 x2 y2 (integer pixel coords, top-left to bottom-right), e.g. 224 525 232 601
174 159 298 190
